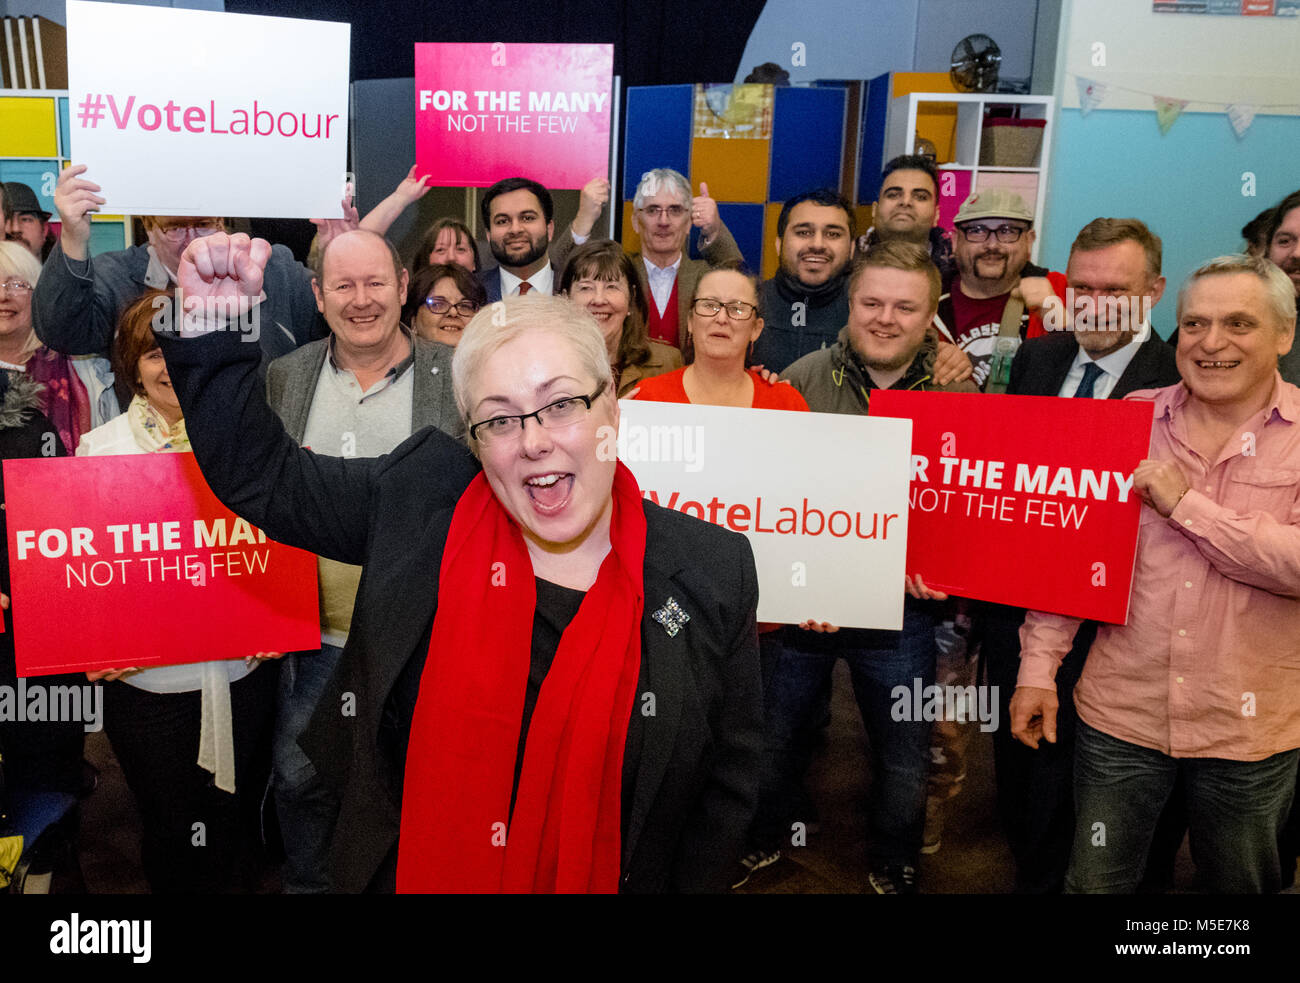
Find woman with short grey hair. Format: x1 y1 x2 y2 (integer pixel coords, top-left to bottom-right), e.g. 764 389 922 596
158 236 764 893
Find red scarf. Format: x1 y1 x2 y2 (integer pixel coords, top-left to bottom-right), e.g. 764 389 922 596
396 462 646 893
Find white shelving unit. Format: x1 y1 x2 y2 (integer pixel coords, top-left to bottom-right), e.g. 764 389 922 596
885 92 1055 263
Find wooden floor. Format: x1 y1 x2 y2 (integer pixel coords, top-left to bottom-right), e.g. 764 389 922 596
74 661 1208 895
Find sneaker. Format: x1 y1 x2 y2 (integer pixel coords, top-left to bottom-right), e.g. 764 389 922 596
730 847 782 890
921 796 944 855
868 864 918 895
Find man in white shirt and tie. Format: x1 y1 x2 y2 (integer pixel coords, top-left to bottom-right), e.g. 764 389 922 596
1009 217 1179 399
981 216 1181 893
554 168 743 352
479 177 561 301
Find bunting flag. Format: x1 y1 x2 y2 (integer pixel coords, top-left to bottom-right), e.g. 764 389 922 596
1067 71 1297 143
1153 95 1188 135
1076 76 1108 116
1226 103 1256 139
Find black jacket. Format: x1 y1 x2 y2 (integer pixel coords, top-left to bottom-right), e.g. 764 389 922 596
977 331 1181 681
1007 332 1180 399
0 372 82 795
156 328 763 894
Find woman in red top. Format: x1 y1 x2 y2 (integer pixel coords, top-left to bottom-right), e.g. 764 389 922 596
632 267 809 411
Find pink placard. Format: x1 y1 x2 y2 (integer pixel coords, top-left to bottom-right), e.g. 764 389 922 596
415 43 614 190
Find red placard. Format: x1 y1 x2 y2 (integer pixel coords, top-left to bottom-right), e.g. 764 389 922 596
868 390 1155 622
4 453 320 676
415 42 614 190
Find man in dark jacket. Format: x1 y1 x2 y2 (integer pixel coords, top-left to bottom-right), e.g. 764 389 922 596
855 154 955 281
986 217 1183 893
264 229 461 894
32 164 325 415
935 189 1058 390
751 190 857 374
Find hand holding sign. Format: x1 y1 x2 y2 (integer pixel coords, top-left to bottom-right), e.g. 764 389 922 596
86 667 142 682
53 164 106 262
573 175 611 238
310 186 360 254
1133 458 1189 517
904 574 950 602
692 183 721 245
177 232 271 329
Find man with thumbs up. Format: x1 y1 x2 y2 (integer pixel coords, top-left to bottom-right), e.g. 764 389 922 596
562 169 743 352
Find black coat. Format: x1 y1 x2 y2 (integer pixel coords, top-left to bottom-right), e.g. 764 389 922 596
977 331 1183 689
1007 332 1180 399
157 328 763 894
0 371 82 795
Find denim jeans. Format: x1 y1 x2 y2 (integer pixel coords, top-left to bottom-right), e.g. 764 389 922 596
755 598 937 869
272 643 344 894
1067 719 1299 894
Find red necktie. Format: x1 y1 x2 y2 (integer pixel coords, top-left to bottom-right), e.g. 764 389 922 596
517 282 532 295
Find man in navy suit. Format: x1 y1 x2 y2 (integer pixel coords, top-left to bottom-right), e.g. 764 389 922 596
979 217 1181 893
479 176 561 301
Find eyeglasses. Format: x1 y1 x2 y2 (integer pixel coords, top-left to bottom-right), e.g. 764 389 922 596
0 278 33 295
470 382 607 443
423 296 479 316
154 220 224 244
692 298 757 320
958 223 1028 243
640 204 687 220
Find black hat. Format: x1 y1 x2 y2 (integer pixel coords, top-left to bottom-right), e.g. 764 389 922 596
2 182 51 221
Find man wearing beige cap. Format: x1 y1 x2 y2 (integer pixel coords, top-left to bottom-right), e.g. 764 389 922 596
935 188 1060 391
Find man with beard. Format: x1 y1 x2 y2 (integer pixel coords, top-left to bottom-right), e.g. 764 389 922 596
749 190 858 373
3 182 53 262
935 189 1063 390
755 189 973 383
478 177 560 302
743 241 977 894
855 155 955 280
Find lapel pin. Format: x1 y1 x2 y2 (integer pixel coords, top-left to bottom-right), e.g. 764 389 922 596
651 597 690 637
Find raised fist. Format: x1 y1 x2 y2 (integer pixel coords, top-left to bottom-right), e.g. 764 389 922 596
176 232 271 328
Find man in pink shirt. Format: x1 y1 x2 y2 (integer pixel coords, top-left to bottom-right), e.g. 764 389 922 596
1011 253 1300 893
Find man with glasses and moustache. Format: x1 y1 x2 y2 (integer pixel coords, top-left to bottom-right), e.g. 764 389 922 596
935 189 1063 391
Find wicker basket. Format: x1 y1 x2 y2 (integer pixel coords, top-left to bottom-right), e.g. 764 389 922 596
979 119 1045 167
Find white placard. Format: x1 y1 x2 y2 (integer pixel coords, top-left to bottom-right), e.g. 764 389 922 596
617 401 912 630
66 0 350 218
